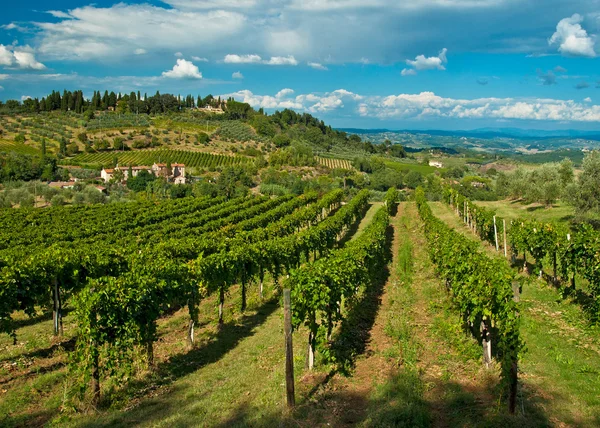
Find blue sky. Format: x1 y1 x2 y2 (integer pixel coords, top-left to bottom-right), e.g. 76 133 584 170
2 0 600 130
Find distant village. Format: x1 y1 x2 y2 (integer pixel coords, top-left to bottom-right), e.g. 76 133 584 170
101 163 187 184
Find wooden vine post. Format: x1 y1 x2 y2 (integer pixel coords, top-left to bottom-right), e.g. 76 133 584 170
52 277 63 336
481 321 492 368
283 289 295 407
493 216 499 252
509 281 520 415
503 219 508 258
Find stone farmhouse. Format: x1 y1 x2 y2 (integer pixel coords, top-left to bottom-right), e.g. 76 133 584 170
101 163 186 184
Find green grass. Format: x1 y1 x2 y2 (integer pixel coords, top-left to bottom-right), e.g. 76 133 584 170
429 201 600 426
152 118 218 134
476 199 575 224
382 158 437 175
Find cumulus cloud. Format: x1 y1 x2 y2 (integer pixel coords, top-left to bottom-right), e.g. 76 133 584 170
401 68 417 76
0 45 47 70
222 88 600 123
404 48 447 75
232 71 244 79
27 1 595 64
549 14 596 57
161 59 203 79
576 81 590 89
264 55 298 65
224 54 262 64
308 62 328 70
174 52 184 57
0 45 13 66
12 51 46 70
584 97 592 102
192 56 208 62
21 95 32 101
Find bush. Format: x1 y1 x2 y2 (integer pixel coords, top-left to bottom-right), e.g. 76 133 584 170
51 194 66 206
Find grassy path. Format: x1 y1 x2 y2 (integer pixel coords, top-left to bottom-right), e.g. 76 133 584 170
291 202 531 426
430 201 600 426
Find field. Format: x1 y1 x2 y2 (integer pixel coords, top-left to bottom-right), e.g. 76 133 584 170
4 186 600 427
315 156 353 170
476 199 576 224
0 139 41 155
383 158 437 175
64 149 252 169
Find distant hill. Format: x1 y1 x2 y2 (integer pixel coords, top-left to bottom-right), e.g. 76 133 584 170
339 127 600 141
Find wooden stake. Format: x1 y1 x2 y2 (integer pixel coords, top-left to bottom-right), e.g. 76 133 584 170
503 219 508 258
283 289 295 407
307 332 315 370
218 286 225 324
481 321 492 368
188 320 195 347
493 216 499 251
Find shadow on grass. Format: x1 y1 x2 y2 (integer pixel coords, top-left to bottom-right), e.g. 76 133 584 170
8 297 280 428
336 202 371 248
307 223 393 400
512 257 600 324
9 307 73 331
0 337 76 366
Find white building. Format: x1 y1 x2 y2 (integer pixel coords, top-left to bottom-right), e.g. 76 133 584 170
429 161 443 168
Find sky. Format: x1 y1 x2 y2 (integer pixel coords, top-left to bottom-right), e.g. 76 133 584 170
2 1 600 130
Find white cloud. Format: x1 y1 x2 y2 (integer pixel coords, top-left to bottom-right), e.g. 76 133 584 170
0 74 8 80
0 86 3 91
192 56 209 62
584 97 592 103
549 14 596 58
222 88 600 123
2 23 18 30
13 51 46 70
163 0 256 9
224 54 298 66
0 45 46 70
401 68 417 76
13 1 600 64
276 88 295 98
0 45 13 66
405 48 448 73
161 59 203 79
224 54 262 64
47 10 73 19
232 71 244 79
308 62 328 70
36 5 247 61
264 55 298 66
175 52 184 57
21 95 32 101
134 48 147 55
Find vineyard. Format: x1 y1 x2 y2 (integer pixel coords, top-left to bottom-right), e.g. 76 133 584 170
315 156 353 170
3 186 600 425
63 149 252 169
0 140 41 155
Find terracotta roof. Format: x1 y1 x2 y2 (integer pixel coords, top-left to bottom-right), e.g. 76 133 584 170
104 169 115 173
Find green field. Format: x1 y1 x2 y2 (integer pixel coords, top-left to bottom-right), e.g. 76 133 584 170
476 199 576 224
383 158 437 175
64 149 252 169
0 140 41 155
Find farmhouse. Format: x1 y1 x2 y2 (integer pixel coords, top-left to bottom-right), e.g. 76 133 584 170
429 161 443 168
101 163 186 184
